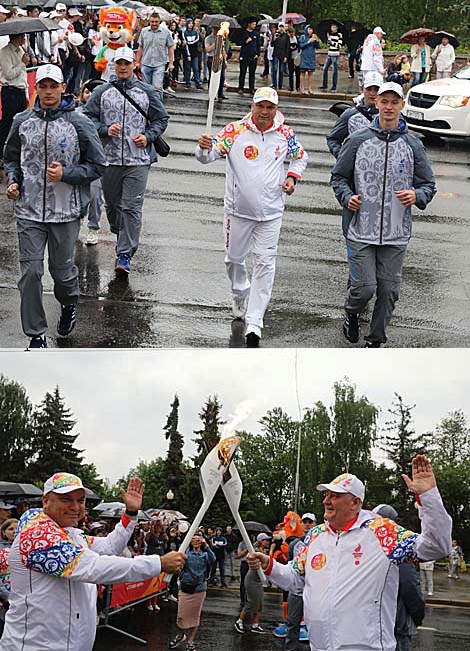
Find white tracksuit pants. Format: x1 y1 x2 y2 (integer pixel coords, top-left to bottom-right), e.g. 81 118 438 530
223 214 282 329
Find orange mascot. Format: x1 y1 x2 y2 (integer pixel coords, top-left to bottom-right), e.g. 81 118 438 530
94 7 136 81
271 511 303 629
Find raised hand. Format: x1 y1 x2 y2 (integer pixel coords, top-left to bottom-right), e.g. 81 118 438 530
120 477 145 512
402 455 437 495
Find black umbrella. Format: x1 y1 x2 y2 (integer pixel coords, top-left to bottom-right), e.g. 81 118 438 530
329 101 353 117
99 506 150 520
316 18 344 45
233 520 271 533
0 17 58 36
427 31 459 49
343 21 370 49
200 14 240 29
0 481 43 498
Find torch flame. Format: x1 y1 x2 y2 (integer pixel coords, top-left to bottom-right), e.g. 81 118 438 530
217 21 230 37
223 399 255 437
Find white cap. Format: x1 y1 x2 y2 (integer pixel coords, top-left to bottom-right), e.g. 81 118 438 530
373 26 385 34
377 81 404 99
68 32 84 46
43 472 87 495
36 64 64 84
256 532 272 542
39 11 50 18
16 8 27 16
49 10 63 18
114 46 135 62
317 473 365 501
0 500 15 510
0 5 11 14
363 71 383 88
89 521 106 532
68 8 83 16
55 2 67 10
253 86 278 105
301 512 317 522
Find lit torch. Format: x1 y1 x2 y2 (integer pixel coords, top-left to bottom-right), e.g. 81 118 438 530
205 21 230 142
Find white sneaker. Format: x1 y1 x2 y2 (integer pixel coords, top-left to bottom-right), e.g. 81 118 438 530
163 87 176 95
86 228 99 246
232 295 248 319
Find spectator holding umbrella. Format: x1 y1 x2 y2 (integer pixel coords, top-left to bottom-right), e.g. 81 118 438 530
410 35 432 86
431 33 456 79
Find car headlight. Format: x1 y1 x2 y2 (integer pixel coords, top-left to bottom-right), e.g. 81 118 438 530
439 95 470 108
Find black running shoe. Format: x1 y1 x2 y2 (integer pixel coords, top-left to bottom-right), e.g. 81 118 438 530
29 335 47 349
57 304 77 337
246 332 260 348
343 312 359 343
364 340 381 348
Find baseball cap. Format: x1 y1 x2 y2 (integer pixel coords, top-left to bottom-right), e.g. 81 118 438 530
377 81 404 99
114 46 135 62
256 532 272 542
68 32 84 46
363 71 383 88
253 86 278 105
55 2 66 10
68 8 82 16
301 512 317 522
0 500 15 510
16 8 27 16
49 11 62 18
89 521 106 532
373 504 398 520
36 64 64 84
373 26 386 34
43 472 88 495
0 5 11 13
39 11 50 18
317 473 365 501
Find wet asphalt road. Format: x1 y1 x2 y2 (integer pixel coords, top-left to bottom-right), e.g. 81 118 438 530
1 90 470 348
92 588 470 650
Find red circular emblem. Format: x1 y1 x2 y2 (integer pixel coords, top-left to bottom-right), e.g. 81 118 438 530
311 553 327 570
244 145 259 160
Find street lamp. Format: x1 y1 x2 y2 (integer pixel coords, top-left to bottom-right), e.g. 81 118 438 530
166 489 174 501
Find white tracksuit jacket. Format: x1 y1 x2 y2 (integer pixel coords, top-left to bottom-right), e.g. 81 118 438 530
195 110 308 221
0 509 162 651
267 487 452 651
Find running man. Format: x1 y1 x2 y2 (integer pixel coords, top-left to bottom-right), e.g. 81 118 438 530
196 87 308 347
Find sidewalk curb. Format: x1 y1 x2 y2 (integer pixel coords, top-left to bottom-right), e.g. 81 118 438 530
225 85 354 102
427 597 470 608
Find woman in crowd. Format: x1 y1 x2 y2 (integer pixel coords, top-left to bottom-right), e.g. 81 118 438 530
448 539 464 579
169 535 215 651
234 533 271 634
0 519 17 638
298 24 319 94
410 35 431 86
287 26 300 93
145 519 167 610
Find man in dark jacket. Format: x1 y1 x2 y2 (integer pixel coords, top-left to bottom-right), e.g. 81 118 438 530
327 71 382 158
331 81 436 347
4 64 107 349
85 47 168 276
272 23 290 89
238 17 260 95
210 527 228 587
182 17 202 89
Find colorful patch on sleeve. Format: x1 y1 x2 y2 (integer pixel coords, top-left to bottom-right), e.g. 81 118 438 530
0 548 11 592
364 517 418 564
19 511 84 578
290 523 326 575
213 121 247 156
278 124 305 160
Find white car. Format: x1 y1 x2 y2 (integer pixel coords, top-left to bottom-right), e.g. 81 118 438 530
404 65 470 137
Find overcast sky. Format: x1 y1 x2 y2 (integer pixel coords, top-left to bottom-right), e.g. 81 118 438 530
0 349 468 485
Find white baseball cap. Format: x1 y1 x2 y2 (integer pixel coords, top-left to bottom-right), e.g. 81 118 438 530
55 2 67 10
49 10 63 18
373 26 385 34
363 71 383 88
253 86 278 105
68 31 84 46
301 512 317 522
0 5 11 14
43 472 88 495
68 8 83 16
317 473 365 501
36 64 64 84
16 8 27 16
377 81 404 99
114 46 135 62
0 500 15 510
39 11 50 18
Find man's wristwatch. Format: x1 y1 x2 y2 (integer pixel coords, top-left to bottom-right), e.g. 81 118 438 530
125 509 138 517
287 175 297 185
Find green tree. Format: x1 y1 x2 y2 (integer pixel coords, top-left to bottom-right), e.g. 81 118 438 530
161 395 185 508
79 463 114 501
28 386 84 482
0 375 34 480
119 458 167 510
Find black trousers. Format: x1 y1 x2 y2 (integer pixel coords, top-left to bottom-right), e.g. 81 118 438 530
239 57 257 92
0 86 28 158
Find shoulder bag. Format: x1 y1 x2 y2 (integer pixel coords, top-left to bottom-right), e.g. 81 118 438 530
110 81 170 157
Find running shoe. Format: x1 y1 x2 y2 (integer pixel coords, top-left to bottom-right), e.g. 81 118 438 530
29 335 47 349
86 228 99 246
273 623 287 638
299 624 309 642
234 620 245 634
115 253 131 275
364 340 381 348
169 634 187 648
57 304 77 337
246 324 261 348
343 312 359 343
168 594 179 603
231 295 248 319
187 643 196 651
251 625 266 634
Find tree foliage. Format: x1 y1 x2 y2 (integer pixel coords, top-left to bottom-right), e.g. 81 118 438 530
0 375 33 480
161 395 185 506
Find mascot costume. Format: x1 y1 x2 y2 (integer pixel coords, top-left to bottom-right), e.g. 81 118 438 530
94 7 136 82
271 511 303 635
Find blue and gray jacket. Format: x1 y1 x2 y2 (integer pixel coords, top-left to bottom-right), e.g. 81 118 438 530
84 77 169 167
4 95 107 224
331 116 436 245
179 546 216 594
327 100 379 159
298 25 320 70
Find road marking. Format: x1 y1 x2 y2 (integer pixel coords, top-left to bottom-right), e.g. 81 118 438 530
418 626 439 631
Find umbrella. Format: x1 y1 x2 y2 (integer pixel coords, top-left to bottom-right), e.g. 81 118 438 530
0 17 58 36
427 31 459 49
200 14 240 29
99 506 150 520
277 12 306 24
400 28 435 44
93 501 126 511
0 482 43 498
316 19 345 45
257 18 279 26
146 508 187 520
329 101 353 118
233 520 271 533
153 6 171 21
117 0 146 8
43 0 109 6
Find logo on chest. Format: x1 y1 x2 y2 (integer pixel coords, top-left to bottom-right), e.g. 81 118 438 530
352 544 363 566
311 553 327 570
244 145 259 160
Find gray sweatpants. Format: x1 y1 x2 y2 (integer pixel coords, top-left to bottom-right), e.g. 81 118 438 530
87 178 103 231
285 592 303 651
345 239 407 344
17 218 81 337
101 164 150 257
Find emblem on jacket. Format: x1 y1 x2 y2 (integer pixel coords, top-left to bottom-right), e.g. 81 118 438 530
352 543 363 565
311 553 327 570
244 145 259 160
